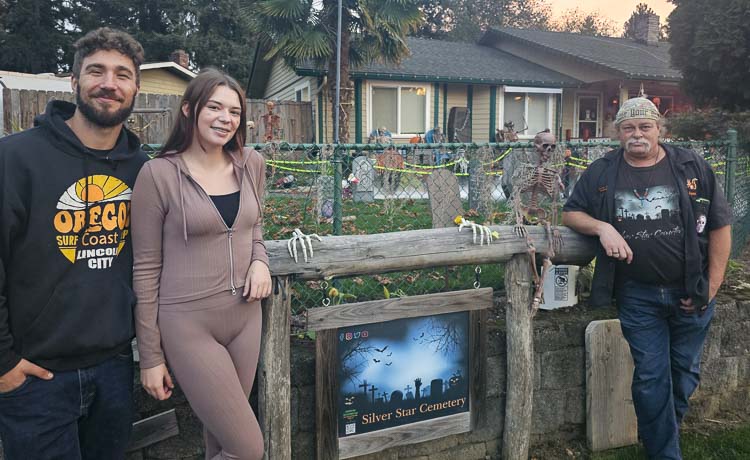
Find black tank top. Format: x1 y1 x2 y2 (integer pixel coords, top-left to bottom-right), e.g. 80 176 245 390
210 191 240 228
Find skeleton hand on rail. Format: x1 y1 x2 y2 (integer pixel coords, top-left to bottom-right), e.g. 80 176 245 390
287 228 322 263
454 216 497 246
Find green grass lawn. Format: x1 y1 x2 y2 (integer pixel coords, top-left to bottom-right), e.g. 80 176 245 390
592 423 750 460
263 195 510 313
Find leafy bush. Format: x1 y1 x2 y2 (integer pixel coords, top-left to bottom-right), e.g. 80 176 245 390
667 110 750 149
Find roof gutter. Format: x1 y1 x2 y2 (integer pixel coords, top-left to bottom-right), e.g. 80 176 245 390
296 67 581 88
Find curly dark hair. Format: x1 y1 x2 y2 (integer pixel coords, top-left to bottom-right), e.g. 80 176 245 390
72 28 145 84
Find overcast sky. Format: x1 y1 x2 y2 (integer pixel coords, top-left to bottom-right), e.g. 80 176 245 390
547 0 675 30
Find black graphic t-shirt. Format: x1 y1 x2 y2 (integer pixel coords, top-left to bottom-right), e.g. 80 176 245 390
613 157 685 285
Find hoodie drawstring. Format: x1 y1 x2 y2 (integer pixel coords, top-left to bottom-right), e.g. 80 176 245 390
78 154 91 241
176 162 188 245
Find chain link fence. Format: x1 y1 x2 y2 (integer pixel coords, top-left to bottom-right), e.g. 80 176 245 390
144 134 748 319
253 135 749 319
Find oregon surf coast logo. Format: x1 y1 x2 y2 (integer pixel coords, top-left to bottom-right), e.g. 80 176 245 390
53 175 132 269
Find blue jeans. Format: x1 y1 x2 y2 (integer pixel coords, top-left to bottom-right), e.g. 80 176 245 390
0 351 134 460
617 280 715 460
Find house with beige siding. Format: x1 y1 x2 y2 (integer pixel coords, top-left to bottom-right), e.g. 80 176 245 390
250 38 579 144
481 14 687 140
250 13 686 143
139 61 196 96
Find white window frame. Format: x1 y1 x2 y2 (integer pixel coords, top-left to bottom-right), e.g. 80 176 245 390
574 91 603 138
294 81 311 102
501 86 559 139
367 81 430 138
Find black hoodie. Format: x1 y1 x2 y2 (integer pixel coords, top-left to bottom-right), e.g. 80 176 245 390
0 100 148 374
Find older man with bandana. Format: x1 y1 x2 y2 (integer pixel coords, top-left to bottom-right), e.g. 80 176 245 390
562 98 732 459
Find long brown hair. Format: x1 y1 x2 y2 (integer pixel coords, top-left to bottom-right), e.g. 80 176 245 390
159 68 247 155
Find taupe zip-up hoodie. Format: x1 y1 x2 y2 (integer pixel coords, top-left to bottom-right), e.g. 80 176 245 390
131 147 268 369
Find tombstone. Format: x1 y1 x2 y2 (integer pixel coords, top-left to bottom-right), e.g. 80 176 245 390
430 379 443 399
390 390 403 404
352 156 375 202
425 169 463 228
586 319 638 451
468 156 492 216
316 175 335 221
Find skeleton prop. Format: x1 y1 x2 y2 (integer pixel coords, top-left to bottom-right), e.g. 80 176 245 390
288 228 322 263
510 131 565 313
454 216 497 246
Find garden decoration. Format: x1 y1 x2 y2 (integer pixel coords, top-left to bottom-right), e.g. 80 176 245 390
453 215 497 246
287 228 322 263
510 130 565 312
262 100 282 142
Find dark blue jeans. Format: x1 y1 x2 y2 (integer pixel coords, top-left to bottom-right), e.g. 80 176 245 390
617 280 715 460
0 351 134 460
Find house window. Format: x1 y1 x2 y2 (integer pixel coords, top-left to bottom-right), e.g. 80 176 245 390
501 87 559 138
294 82 310 102
370 85 428 135
503 92 553 137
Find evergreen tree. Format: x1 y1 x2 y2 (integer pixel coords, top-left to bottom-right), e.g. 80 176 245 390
623 3 655 39
551 8 617 36
0 0 73 73
427 0 551 43
190 0 255 85
668 0 750 109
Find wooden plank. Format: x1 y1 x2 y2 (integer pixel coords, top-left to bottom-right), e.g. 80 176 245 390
10 89 21 133
339 412 471 459
502 254 534 460
586 319 638 452
316 329 339 460
127 408 179 452
259 276 292 460
266 225 597 280
18 89 31 130
307 288 493 331
2 88 11 134
470 309 488 430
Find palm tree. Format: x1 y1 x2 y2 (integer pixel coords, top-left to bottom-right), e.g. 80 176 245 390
246 0 423 143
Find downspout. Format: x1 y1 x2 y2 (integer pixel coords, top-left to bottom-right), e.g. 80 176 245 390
354 80 362 143
489 86 497 142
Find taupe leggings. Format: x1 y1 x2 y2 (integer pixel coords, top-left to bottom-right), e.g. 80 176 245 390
159 291 263 460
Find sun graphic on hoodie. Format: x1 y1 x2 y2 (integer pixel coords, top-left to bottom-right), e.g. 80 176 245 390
57 175 132 210
54 175 133 267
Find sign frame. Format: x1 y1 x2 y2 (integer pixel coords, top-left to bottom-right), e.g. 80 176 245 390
309 288 491 459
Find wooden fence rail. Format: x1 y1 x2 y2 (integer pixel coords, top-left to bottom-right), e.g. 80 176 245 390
259 225 597 459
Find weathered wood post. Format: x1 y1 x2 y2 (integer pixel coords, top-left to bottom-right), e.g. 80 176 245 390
259 276 292 460
502 254 535 459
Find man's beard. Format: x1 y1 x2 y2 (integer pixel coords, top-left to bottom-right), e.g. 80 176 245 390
76 86 135 128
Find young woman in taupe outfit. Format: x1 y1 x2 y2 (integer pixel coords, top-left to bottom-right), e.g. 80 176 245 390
131 69 271 460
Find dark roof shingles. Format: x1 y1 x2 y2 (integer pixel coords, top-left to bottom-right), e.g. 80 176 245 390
298 37 581 87
491 27 680 80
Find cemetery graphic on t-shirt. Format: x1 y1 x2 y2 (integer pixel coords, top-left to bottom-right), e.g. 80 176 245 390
614 185 682 241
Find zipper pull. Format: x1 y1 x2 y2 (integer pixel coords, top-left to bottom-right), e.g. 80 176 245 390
231 287 237 296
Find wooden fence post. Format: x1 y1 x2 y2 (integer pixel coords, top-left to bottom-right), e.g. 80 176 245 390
502 254 535 460
259 276 292 460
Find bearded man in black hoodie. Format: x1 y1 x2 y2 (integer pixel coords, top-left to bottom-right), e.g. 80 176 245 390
0 28 149 459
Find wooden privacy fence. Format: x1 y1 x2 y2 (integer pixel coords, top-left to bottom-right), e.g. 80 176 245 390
0 89 313 144
258 225 596 459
